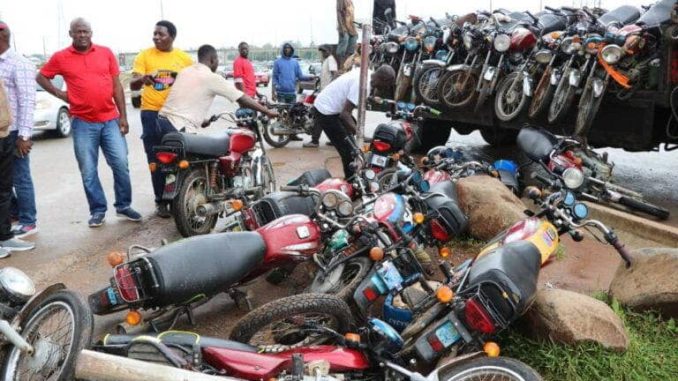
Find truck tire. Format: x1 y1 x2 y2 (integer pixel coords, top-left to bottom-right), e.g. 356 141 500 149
480 128 519 147
405 118 452 154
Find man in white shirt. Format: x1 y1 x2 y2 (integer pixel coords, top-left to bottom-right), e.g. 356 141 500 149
304 44 339 148
312 65 395 178
158 44 277 134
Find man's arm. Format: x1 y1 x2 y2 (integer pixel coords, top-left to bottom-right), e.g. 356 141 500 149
233 59 245 92
113 75 128 135
339 101 357 135
210 75 277 119
35 73 67 103
236 96 278 118
15 62 36 156
130 51 153 88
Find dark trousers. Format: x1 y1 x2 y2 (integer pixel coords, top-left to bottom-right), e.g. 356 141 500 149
310 108 323 143
0 136 15 241
141 110 173 203
150 115 178 203
316 112 355 178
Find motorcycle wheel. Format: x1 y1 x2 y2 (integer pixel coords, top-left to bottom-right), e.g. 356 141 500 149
528 67 555 119
306 257 373 302
255 155 276 199
173 168 217 237
439 357 542 381
377 168 399 189
395 65 413 102
573 83 604 139
414 66 444 106
618 196 670 220
263 120 292 148
547 70 576 124
229 293 352 351
494 72 529 122
438 70 478 109
1 290 93 381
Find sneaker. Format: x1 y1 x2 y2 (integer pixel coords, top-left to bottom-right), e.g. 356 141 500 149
88 213 106 228
0 238 35 252
156 203 172 219
289 135 303 141
116 208 142 222
302 141 319 148
0 248 9 259
11 224 38 239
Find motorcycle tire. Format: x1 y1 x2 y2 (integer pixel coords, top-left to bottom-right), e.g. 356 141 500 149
573 83 604 139
87 286 129 315
172 168 218 237
528 67 555 119
1 290 93 381
547 70 576 124
255 155 276 199
438 70 478 109
414 65 444 106
618 196 670 220
439 356 543 381
494 72 529 122
229 293 353 351
306 257 373 302
377 168 399 190
263 120 292 148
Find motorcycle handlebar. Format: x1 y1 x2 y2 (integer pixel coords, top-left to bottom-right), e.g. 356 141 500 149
605 231 633 268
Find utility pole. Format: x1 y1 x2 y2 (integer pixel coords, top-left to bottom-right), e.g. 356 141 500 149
357 24 371 146
160 0 165 19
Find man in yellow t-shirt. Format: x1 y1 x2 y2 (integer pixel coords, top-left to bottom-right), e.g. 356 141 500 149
131 20 192 218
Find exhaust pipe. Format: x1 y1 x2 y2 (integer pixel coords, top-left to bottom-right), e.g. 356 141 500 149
196 202 223 217
272 125 296 136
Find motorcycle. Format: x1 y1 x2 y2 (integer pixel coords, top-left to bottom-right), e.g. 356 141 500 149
153 109 276 237
0 268 92 380
261 92 317 148
517 126 669 219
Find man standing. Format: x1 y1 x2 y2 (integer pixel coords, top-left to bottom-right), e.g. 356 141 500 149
37 18 141 228
272 43 307 105
131 20 192 218
336 0 358 66
312 65 395 178
0 21 35 257
233 42 260 99
373 0 396 35
158 45 278 134
303 44 338 148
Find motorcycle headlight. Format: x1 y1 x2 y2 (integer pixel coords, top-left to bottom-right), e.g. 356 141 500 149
404 37 419 52
463 32 473 50
385 42 400 54
322 191 339 209
534 49 553 64
562 168 585 190
493 34 511 53
364 169 376 181
337 200 354 217
561 37 576 54
601 44 623 65
585 41 600 55
424 36 437 52
0 267 35 302
369 181 381 193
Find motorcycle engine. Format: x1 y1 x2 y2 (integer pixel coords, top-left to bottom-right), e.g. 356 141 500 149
287 103 310 129
233 175 253 190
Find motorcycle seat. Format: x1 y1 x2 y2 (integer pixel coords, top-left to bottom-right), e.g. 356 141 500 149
429 180 458 201
145 232 266 307
161 132 230 157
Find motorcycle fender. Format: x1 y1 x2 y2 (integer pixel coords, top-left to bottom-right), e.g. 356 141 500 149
522 74 532 97
161 170 187 201
568 69 581 87
483 66 496 81
403 64 413 77
550 70 560 85
13 283 67 324
446 64 470 72
592 78 605 98
421 59 446 67
250 149 266 186
429 352 486 379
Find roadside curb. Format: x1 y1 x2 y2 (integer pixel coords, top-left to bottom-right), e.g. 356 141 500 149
585 202 678 247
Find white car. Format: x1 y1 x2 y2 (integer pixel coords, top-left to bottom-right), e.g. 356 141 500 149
34 75 71 137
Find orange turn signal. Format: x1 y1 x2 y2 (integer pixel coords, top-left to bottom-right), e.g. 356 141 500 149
107 251 125 267
229 199 244 211
439 247 451 258
345 333 361 343
369 247 384 262
362 144 370 153
436 286 454 303
413 212 425 224
126 310 142 326
483 341 501 357
178 160 190 169
392 153 401 161
148 163 157 173
420 157 429 166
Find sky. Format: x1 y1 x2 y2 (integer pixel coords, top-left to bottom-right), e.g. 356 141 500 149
2 0 655 55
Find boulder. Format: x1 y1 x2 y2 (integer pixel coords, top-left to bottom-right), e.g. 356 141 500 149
455 176 526 240
520 288 629 352
609 248 678 318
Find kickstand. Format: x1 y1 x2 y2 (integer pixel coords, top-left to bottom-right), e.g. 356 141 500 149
229 289 253 311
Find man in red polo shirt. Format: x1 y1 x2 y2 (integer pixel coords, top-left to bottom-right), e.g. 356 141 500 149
233 42 259 98
36 17 141 228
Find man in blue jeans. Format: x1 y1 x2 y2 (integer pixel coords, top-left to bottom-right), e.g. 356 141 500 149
36 18 141 227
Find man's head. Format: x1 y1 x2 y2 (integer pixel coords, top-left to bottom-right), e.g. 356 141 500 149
283 43 293 58
153 20 177 52
318 45 331 59
0 21 10 52
69 18 92 51
238 42 249 58
198 44 219 72
370 65 396 98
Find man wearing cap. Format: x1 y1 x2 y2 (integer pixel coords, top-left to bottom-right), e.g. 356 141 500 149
303 44 338 148
37 18 141 228
0 21 36 257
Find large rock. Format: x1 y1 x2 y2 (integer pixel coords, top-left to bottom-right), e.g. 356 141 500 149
520 288 629 352
455 176 526 240
609 248 678 318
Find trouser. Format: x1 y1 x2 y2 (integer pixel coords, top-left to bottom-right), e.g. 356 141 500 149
277 93 297 104
316 112 355 178
0 135 14 241
310 108 323 144
72 118 133 215
140 110 165 204
337 32 358 58
9 131 36 225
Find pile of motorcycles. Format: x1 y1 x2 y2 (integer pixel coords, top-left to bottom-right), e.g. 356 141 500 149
370 0 675 140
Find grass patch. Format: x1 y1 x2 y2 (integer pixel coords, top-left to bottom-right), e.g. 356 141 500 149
498 303 678 381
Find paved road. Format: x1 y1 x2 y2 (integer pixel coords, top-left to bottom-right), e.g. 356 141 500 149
5 91 676 337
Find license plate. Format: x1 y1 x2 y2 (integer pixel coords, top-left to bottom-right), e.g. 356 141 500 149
371 154 388 167
435 321 461 347
404 65 412 77
164 174 176 192
106 287 118 306
377 261 404 291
